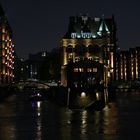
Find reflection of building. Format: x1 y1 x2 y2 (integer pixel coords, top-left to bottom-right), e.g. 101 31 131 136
0 5 15 84
116 47 140 81
60 15 117 87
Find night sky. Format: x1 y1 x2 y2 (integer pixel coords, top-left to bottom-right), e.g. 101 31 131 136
1 0 140 59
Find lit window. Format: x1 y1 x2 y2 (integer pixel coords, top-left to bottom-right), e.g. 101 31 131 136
68 53 73 59
79 68 84 72
2 35 5 40
2 28 5 33
2 59 5 64
42 52 46 57
88 57 93 60
74 68 78 72
87 68 92 72
75 57 80 62
2 51 5 56
93 68 97 72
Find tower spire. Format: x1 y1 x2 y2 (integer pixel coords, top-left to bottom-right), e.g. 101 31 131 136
98 15 110 35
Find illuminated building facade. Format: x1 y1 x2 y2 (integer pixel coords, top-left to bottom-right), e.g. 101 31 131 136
60 15 117 87
116 47 140 81
0 5 15 84
116 50 129 81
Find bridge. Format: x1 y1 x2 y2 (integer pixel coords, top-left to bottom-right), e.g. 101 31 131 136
109 80 140 92
14 80 52 90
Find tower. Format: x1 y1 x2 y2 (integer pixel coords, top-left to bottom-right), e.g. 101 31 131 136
60 15 117 87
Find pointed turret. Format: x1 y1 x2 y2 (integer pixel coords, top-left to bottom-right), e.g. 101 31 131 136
97 15 110 36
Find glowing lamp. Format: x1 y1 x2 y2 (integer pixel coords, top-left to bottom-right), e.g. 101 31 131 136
81 92 86 98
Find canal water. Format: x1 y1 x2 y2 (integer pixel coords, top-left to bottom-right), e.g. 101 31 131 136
0 90 140 140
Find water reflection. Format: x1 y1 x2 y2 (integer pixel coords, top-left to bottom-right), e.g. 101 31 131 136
60 101 119 139
102 103 119 134
36 115 42 140
31 101 42 140
37 101 42 140
0 96 16 140
52 90 140 139
1 90 140 139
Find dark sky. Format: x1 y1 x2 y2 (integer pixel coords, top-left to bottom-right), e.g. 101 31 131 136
1 0 140 59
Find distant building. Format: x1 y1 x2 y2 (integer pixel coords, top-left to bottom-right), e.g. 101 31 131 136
14 57 27 82
0 4 15 84
60 15 117 87
25 51 48 81
116 47 140 82
15 49 61 82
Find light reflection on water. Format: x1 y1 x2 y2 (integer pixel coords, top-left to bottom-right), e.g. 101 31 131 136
80 110 87 135
59 103 119 139
0 91 140 139
36 116 42 140
36 101 42 140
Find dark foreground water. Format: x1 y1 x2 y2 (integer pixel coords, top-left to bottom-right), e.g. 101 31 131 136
0 90 140 140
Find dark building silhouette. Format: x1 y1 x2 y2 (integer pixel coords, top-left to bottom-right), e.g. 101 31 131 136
15 49 61 82
14 57 26 82
24 51 48 81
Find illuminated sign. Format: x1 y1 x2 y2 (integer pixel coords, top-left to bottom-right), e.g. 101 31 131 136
71 31 97 39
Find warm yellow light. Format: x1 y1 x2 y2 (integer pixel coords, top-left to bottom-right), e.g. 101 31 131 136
79 68 84 72
74 68 78 72
2 27 5 33
108 71 110 77
81 92 86 98
111 52 113 68
96 92 101 100
2 35 5 40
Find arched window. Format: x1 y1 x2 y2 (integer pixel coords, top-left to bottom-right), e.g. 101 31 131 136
88 44 100 53
88 44 102 61
93 45 100 56
88 45 94 53
66 45 73 53
75 44 86 55
66 45 73 61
